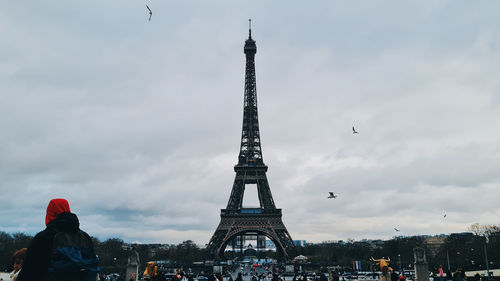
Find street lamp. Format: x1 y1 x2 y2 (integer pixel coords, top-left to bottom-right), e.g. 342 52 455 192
446 249 451 271
398 254 402 275
483 238 491 281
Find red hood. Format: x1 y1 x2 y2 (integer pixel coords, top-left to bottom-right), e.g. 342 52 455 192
45 198 71 225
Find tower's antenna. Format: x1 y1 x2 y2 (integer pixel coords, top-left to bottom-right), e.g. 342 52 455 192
248 19 252 38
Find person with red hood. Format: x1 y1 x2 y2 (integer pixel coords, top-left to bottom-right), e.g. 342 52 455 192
18 198 99 281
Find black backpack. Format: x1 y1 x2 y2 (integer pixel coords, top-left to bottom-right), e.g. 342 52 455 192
47 230 100 281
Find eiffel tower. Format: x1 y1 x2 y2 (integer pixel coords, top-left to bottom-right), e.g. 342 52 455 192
207 21 295 259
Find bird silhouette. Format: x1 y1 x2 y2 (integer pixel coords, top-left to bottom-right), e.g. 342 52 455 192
146 5 152 21
444 214 447 218
328 192 338 199
352 126 359 134
394 228 400 232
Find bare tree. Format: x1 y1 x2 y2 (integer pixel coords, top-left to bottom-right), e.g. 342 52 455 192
468 223 500 241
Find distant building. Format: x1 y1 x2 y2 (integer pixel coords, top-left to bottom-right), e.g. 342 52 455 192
423 236 446 257
266 240 276 249
294 240 307 247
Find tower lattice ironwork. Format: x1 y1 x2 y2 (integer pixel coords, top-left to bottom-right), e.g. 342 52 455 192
207 22 295 259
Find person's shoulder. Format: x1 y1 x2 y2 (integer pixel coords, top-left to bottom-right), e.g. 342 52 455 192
30 227 56 244
67 229 94 246
78 229 93 239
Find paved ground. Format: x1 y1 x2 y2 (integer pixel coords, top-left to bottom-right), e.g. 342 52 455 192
0 272 12 280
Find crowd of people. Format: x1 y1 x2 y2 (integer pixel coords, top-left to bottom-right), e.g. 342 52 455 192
429 266 482 281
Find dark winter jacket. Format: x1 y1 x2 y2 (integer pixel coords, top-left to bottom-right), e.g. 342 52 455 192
17 212 95 281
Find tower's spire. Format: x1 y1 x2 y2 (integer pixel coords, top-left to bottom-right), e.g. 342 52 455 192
244 20 256 55
248 19 252 39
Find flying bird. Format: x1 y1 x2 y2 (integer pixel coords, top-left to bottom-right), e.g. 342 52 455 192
394 228 400 232
146 5 152 21
352 126 359 134
444 214 447 218
328 192 338 199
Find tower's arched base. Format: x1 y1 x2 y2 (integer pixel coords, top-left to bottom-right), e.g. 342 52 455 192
207 210 296 260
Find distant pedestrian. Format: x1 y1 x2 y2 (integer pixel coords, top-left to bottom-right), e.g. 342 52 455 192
235 273 243 281
17 198 99 281
174 269 183 281
439 266 444 281
319 273 327 281
333 272 340 281
208 274 216 281
460 270 466 281
446 270 453 281
391 271 399 281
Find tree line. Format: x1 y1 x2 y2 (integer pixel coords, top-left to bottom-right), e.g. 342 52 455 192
1 225 499 275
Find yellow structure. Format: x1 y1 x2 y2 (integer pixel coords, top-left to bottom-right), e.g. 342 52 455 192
143 261 158 279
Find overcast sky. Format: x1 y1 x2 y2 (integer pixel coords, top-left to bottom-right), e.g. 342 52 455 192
1 1 500 245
